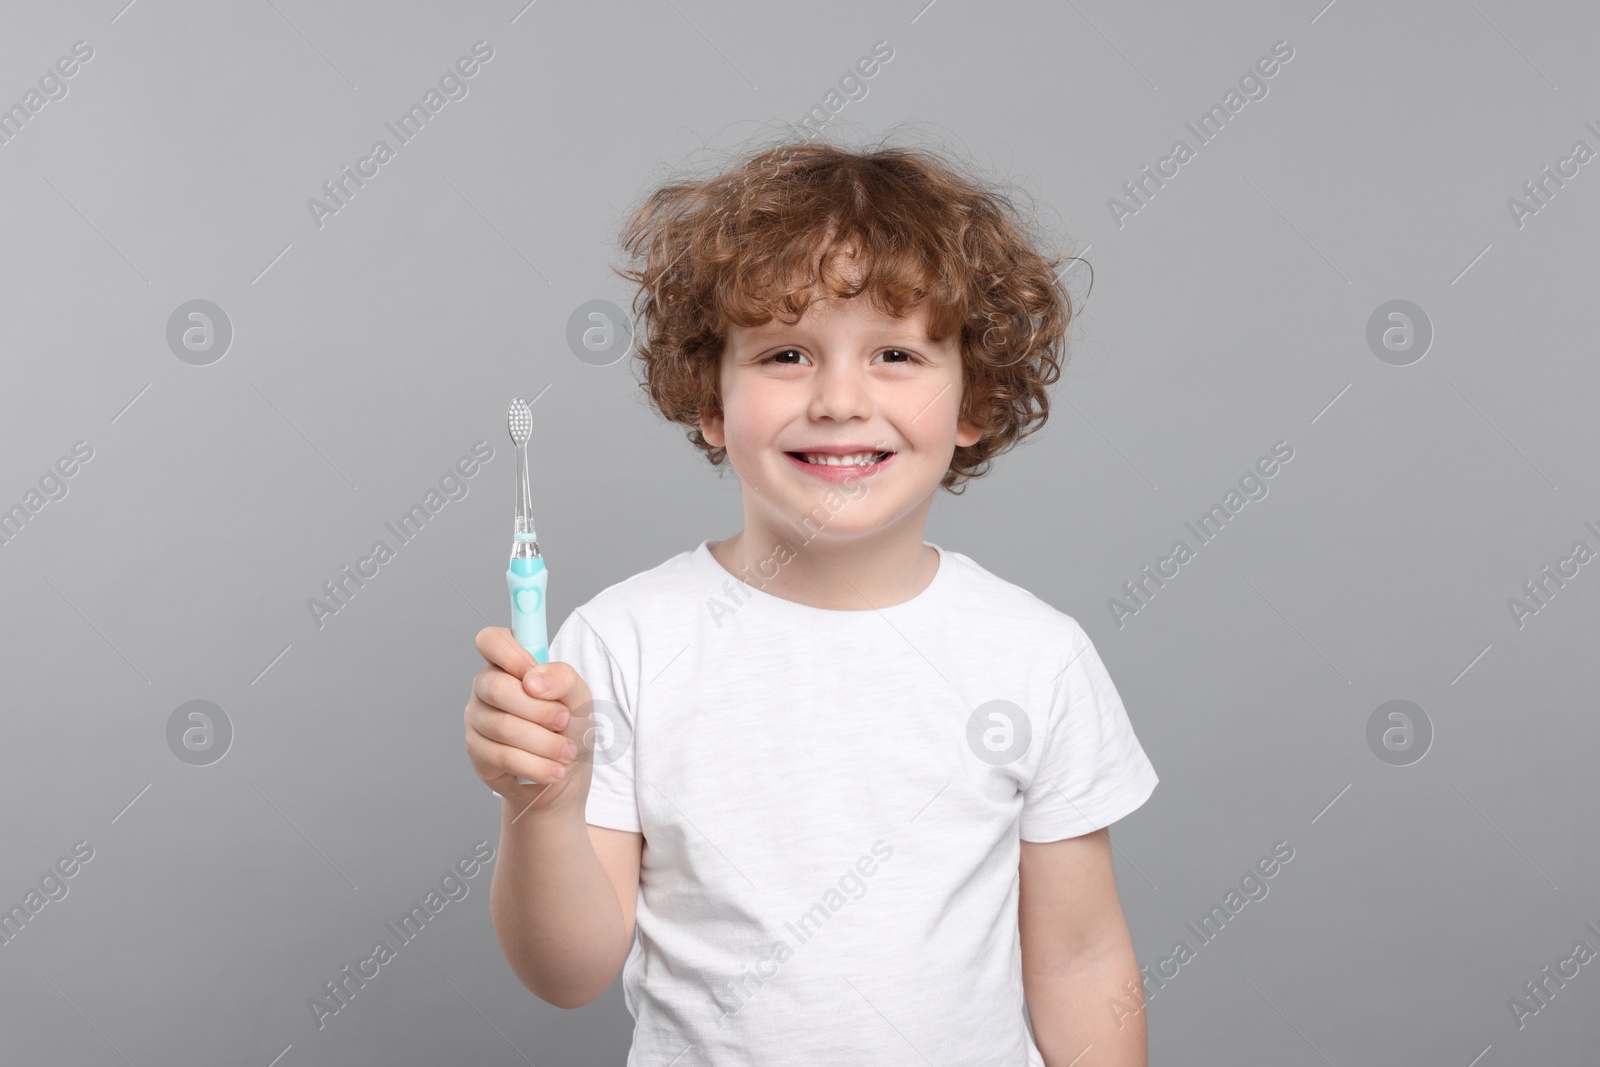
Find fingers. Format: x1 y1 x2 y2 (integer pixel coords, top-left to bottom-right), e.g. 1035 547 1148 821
468 629 596 792
467 728 574 786
476 626 538 680
472 665 568 728
473 628 596 719
470 702 576 766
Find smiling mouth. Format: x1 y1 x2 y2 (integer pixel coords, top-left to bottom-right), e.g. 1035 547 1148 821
785 451 894 467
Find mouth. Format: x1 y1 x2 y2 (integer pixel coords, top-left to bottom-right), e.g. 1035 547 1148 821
785 450 894 467
782 450 896 482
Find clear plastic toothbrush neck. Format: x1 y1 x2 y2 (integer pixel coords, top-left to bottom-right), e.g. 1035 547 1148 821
512 441 540 559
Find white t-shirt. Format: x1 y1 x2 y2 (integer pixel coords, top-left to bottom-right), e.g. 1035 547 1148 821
546 538 1159 1066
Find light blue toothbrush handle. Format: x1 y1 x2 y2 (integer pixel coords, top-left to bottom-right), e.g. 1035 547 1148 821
507 556 549 664
506 556 549 790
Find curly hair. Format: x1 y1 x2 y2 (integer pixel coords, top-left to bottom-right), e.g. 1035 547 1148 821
613 137 1081 493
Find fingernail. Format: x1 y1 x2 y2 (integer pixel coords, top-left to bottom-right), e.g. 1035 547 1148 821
555 709 571 729
526 670 549 693
562 742 577 760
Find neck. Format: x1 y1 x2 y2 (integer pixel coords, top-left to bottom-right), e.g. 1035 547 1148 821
710 511 939 611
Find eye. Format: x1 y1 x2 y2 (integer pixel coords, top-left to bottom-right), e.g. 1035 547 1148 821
761 347 920 366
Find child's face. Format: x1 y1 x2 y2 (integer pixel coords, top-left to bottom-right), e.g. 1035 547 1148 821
700 292 982 542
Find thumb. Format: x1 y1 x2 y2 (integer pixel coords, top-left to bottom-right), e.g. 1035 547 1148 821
525 661 607 767
522 659 593 716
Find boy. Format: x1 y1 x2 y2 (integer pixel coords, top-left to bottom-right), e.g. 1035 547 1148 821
464 141 1159 1065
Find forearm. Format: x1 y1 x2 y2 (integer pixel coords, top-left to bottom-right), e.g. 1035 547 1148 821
1025 941 1147 1067
490 797 629 1008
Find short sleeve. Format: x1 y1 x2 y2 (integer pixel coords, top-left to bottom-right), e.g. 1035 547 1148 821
1019 622 1159 842
546 609 641 834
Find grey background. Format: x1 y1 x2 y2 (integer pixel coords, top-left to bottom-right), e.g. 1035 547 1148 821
2 0 1597 1064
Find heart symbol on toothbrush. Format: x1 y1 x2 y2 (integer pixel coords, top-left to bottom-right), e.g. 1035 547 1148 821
514 586 542 615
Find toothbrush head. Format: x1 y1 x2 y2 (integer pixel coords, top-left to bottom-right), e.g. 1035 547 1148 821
507 397 532 445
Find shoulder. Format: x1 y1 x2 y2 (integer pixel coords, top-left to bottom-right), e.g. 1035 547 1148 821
941 547 1091 656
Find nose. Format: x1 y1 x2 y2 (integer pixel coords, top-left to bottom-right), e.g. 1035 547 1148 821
806 355 874 423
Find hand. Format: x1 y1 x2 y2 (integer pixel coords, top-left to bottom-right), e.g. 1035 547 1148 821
465 626 596 814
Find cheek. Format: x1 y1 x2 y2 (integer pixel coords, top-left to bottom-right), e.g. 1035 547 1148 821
896 385 960 442
720 382 789 448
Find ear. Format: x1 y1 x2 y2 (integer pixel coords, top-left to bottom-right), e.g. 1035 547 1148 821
700 406 725 448
950 352 982 449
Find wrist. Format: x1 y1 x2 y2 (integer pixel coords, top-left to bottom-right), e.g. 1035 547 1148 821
497 784 588 826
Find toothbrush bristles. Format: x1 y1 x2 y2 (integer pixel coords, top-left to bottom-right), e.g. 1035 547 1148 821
507 397 532 444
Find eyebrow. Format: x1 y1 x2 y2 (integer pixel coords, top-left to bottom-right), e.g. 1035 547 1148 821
740 322 937 344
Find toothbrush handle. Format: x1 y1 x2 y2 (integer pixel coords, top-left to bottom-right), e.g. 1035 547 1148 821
506 556 549 788
507 556 549 665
